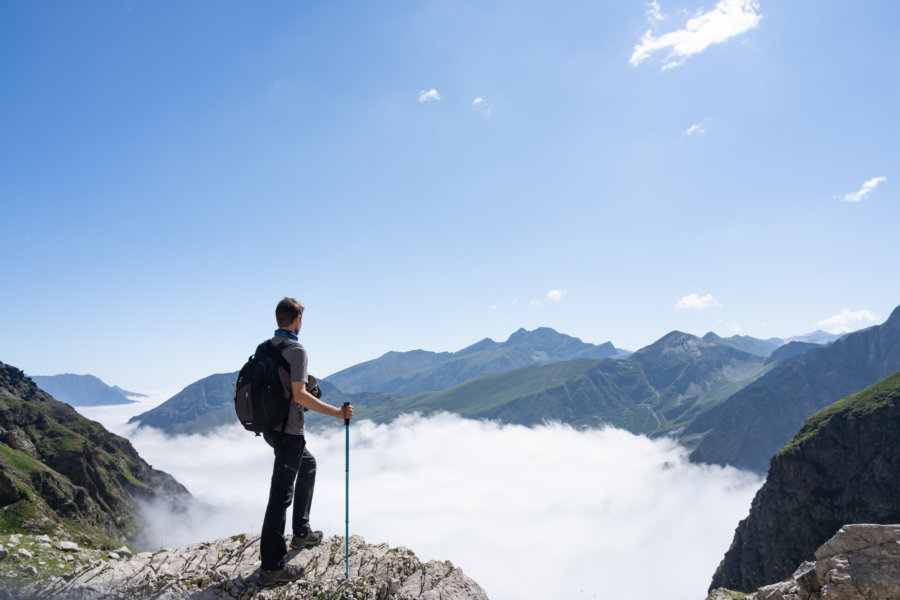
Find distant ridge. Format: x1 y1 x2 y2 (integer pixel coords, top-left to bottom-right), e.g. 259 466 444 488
29 373 137 407
325 327 620 395
701 333 779 358
689 304 900 474
112 385 146 398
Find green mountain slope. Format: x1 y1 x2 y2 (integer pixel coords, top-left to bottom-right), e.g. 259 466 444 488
709 370 900 592
688 304 900 474
29 374 137 407
357 331 772 436
0 362 190 548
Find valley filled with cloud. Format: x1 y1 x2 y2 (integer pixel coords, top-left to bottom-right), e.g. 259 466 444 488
79 395 762 600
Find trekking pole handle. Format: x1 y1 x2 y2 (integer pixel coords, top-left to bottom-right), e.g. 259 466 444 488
343 401 351 426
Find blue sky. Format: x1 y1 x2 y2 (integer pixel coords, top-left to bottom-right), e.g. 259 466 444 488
2 1 897 390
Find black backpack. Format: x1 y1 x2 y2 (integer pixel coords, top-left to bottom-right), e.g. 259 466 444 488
234 340 293 434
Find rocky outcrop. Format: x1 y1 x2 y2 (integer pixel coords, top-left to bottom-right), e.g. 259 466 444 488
15 533 489 600
710 371 900 592
708 524 900 600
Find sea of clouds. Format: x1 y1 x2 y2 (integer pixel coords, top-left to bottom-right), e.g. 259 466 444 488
77 393 762 600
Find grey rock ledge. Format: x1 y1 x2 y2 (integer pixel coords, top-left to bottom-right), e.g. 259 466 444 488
17 534 489 600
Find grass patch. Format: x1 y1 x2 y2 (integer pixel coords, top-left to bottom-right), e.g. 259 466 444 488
779 371 900 456
0 500 37 532
0 446 49 473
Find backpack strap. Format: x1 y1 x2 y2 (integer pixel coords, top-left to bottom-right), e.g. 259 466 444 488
265 339 293 373
265 339 295 434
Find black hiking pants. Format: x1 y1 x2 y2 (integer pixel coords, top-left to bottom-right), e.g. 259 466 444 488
260 431 317 571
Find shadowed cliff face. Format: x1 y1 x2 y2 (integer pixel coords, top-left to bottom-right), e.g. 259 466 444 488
0 362 190 548
710 371 900 592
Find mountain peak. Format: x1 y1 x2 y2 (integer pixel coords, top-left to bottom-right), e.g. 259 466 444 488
887 304 900 325
505 326 560 343
643 330 704 350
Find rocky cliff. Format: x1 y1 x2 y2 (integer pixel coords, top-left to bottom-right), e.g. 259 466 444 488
0 361 190 548
708 524 900 600
10 533 488 600
710 370 900 592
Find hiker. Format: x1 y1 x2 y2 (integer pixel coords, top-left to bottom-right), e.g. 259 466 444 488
259 297 353 587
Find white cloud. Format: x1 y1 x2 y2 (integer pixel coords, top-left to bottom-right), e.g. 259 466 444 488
418 89 442 103
472 97 493 117
684 122 705 136
630 0 761 70
489 305 498 310
843 176 886 202
79 405 761 600
816 308 879 334
547 290 568 302
647 0 665 25
675 293 722 310
730 322 743 334
530 299 543 308
512 298 520 305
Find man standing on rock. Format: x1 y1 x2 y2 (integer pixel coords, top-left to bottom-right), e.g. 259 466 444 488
259 297 353 587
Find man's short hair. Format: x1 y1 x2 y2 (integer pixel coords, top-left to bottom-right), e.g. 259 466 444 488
276 297 304 327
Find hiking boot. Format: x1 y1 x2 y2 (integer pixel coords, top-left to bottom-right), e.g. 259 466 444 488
259 563 304 586
289 530 324 550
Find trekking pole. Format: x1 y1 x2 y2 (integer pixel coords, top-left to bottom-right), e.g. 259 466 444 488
343 401 351 579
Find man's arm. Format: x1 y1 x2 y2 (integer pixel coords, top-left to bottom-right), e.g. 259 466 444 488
291 382 353 420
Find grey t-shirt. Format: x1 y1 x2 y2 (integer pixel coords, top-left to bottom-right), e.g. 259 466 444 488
270 337 308 436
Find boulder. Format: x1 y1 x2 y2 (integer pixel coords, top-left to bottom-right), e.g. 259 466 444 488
53 541 79 552
708 524 900 600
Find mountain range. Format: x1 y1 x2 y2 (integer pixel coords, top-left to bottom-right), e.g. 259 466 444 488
343 330 777 435
325 326 623 395
29 374 144 407
115 310 900 479
129 326 804 440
